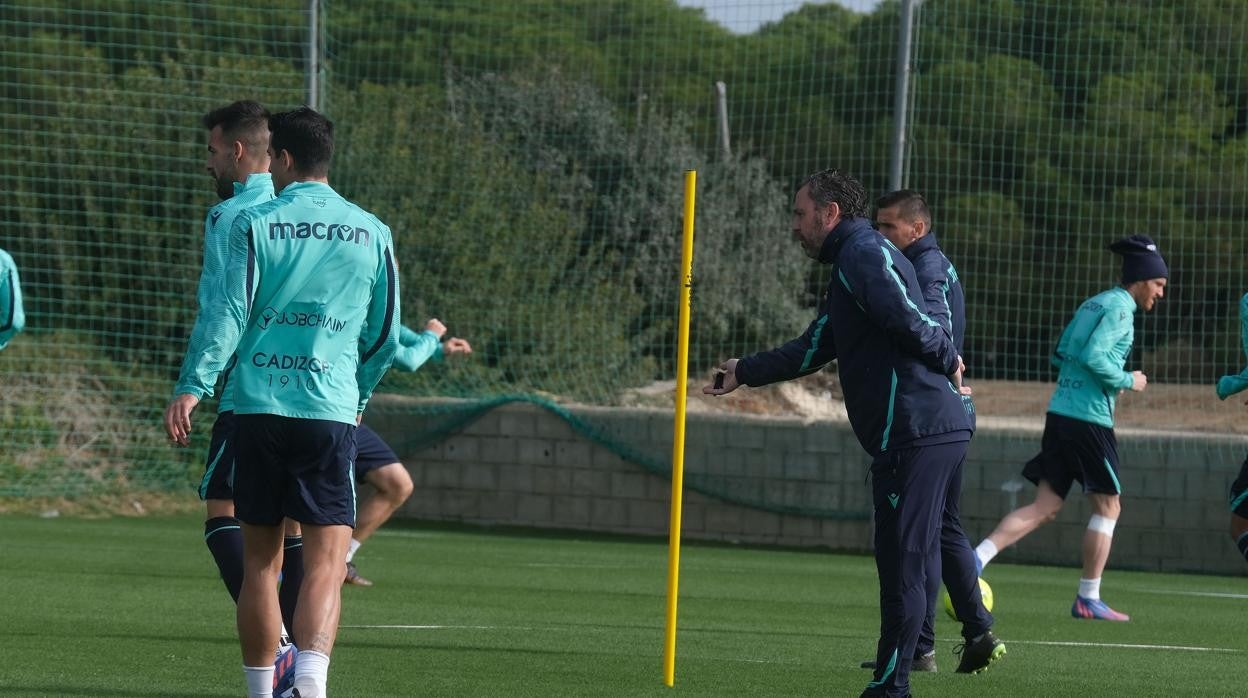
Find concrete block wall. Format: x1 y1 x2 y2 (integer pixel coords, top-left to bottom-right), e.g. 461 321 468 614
366 397 1248 576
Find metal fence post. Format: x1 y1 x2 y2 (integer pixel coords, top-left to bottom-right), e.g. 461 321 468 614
889 0 919 191
307 0 320 110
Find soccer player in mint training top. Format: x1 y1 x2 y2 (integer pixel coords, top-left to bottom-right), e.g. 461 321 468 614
164 100 301 695
0 247 25 350
346 316 471 587
973 235 1168 621
1215 292 1248 566
165 107 399 698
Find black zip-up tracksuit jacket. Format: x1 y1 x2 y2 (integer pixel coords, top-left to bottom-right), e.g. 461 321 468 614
735 217 974 457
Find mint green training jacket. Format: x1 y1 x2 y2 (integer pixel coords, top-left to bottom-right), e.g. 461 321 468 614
1216 292 1248 400
174 173 274 412
1047 286 1137 428
0 247 25 350
174 180 400 424
393 324 443 371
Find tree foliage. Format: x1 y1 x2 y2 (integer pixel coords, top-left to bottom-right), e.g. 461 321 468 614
4 0 1248 392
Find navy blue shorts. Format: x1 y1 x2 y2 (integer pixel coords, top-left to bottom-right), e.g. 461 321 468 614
1022 412 1121 499
231 413 358 527
1230 455 1248 517
198 411 236 501
355 423 400 482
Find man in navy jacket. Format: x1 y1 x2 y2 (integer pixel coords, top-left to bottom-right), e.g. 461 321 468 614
870 189 993 674
705 170 1004 696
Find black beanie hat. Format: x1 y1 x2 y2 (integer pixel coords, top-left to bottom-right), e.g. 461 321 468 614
1109 234 1168 284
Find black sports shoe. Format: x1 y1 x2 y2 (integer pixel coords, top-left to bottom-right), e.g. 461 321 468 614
344 561 374 587
954 630 1006 674
860 650 937 673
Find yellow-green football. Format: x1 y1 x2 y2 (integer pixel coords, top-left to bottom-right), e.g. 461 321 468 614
944 577 993 621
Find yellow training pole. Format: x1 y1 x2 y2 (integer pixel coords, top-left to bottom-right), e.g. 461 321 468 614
663 169 697 687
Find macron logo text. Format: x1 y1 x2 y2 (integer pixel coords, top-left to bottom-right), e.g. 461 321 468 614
269 221 371 245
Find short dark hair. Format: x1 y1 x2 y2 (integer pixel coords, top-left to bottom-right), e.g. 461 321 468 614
801 169 868 218
201 100 270 151
269 107 334 176
875 189 932 228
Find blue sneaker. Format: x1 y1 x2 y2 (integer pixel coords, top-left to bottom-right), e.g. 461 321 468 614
1072 595 1130 621
274 643 298 697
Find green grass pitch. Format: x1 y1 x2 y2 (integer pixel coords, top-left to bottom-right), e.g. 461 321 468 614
0 514 1243 696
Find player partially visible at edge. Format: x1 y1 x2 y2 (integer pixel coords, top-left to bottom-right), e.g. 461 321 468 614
163 100 301 695
1215 291 1248 567
973 235 1168 621
347 316 471 587
0 247 26 351
164 106 400 698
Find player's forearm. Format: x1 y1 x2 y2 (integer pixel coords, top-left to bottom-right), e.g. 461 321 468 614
391 330 440 371
173 310 245 398
1080 352 1132 390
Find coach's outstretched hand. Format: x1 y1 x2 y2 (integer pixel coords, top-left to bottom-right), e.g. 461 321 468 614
702 358 740 396
164 393 201 446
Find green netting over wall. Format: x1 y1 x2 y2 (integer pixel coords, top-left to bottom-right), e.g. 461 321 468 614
1 0 1246 513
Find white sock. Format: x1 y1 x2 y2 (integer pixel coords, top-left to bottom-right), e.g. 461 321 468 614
1079 577 1101 600
294 649 331 697
346 538 362 563
243 665 274 698
975 539 999 569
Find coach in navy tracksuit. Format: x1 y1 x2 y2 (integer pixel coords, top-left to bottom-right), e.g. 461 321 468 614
705 171 998 697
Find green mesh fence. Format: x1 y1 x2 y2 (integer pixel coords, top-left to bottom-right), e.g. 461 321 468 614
1 1 1245 512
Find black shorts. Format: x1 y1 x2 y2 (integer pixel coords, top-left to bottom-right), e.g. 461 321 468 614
1022 412 1121 499
232 413 358 527
198 411 236 501
1230 455 1248 517
355 423 400 482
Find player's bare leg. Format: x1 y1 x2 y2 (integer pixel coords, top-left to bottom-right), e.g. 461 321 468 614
291 522 352 697
237 522 285 693
1072 492 1128 620
293 523 351 653
1081 493 1121 580
355 463 412 545
208 499 235 518
975 480 1064 568
346 463 413 586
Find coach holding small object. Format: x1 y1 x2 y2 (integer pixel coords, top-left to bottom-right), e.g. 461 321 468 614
703 169 1002 697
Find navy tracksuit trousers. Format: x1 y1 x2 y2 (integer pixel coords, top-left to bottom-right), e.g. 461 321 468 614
863 439 992 697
